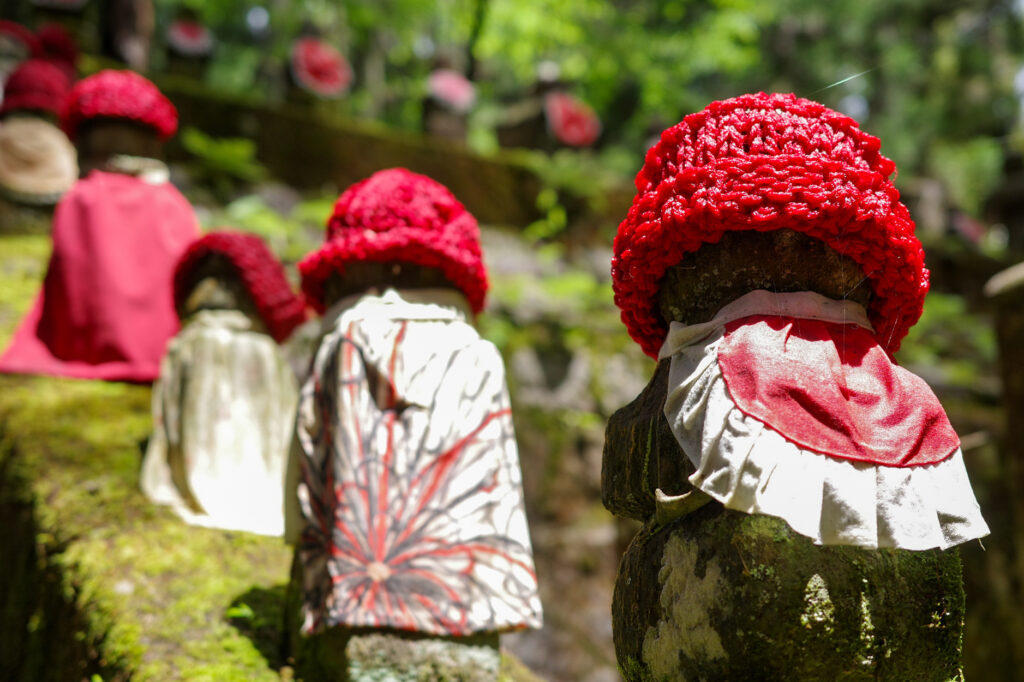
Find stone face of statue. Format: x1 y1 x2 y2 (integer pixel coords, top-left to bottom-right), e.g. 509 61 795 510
75 119 164 176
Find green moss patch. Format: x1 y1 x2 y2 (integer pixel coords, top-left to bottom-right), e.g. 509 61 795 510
0 373 295 681
0 234 294 681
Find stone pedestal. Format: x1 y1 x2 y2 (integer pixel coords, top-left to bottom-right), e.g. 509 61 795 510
284 553 504 682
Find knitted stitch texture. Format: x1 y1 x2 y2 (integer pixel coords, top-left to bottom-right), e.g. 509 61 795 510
174 231 307 343
61 70 178 141
0 59 71 117
612 92 927 358
299 168 488 313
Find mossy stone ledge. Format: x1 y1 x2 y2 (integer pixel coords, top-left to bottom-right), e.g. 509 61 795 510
0 234 544 681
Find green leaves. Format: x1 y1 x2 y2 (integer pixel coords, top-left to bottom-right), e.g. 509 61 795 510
181 127 268 201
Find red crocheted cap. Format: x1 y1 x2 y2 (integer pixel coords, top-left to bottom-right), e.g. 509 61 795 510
612 92 927 358
298 168 488 313
0 59 71 117
174 231 307 343
34 23 78 79
544 92 601 147
0 20 39 56
61 70 178 141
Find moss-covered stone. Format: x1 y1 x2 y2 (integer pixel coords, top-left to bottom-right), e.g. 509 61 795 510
0 235 296 681
612 504 966 682
0 374 300 681
156 76 545 229
601 360 697 522
283 551 542 682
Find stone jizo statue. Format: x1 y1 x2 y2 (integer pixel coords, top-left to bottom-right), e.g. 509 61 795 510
285 168 542 680
604 93 989 681
0 59 77 227
141 231 305 536
0 69 199 382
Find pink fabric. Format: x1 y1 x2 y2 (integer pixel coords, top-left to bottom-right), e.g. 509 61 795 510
718 316 959 467
0 171 199 382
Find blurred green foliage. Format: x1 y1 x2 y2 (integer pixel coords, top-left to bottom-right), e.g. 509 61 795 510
180 127 268 201
150 0 1023 219
898 291 997 390
199 193 330 262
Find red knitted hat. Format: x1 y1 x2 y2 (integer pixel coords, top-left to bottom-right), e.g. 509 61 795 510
0 20 39 58
61 70 178 141
290 37 353 99
428 68 476 113
167 19 214 58
612 92 927 358
34 23 78 79
174 231 307 343
0 59 71 117
298 168 488 313
544 92 601 147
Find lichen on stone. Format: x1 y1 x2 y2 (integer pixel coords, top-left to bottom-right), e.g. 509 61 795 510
799 573 836 633
642 532 727 680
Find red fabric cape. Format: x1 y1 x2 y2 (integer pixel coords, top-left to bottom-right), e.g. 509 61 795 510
0 171 199 382
718 316 959 467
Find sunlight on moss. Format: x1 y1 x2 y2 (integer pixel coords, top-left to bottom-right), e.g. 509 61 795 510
0 234 50 348
0 369 293 681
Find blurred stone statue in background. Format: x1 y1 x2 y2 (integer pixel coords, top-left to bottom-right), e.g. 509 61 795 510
496 60 601 152
0 58 77 232
141 230 306 536
164 7 214 80
34 22 79 81
0 20 38 87
421 55 476 143
286 168 542 680
99 0 153 72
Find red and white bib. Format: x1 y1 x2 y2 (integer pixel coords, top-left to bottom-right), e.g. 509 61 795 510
660 290 989 550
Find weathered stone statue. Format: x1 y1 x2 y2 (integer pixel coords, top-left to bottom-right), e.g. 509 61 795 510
422 58 476 142
141 231 306 536
0 20 37 84
603 93 989 680
287 25 353 104
28 1 88 53
285 168 542 680
0 69 199 382
164 7 214 80
496 61 601 151
98 0 154 72
0 58 77 232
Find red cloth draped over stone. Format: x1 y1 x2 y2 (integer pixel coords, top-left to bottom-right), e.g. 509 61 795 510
718 316 960 467
0 171 198 382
